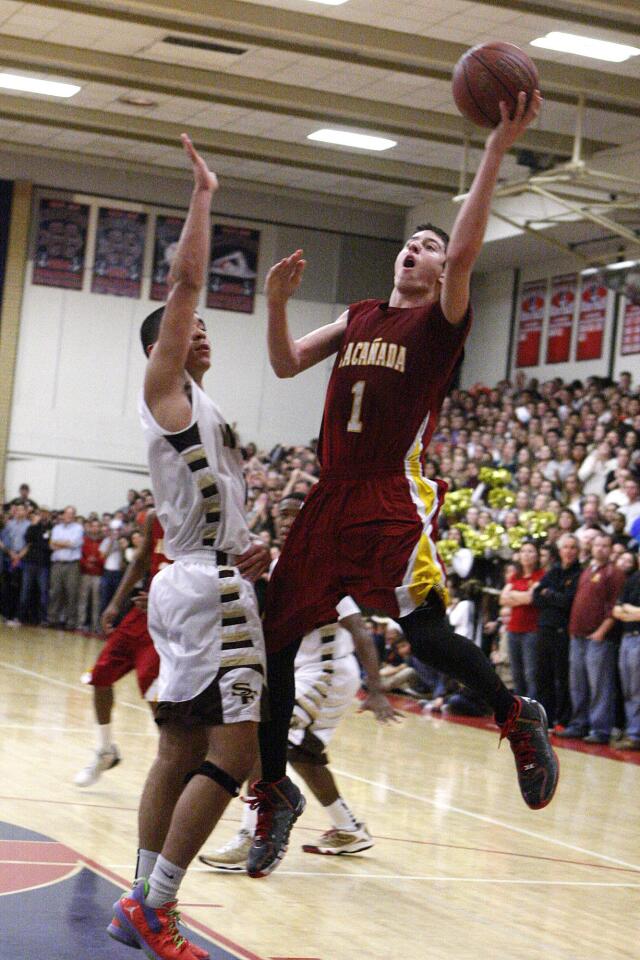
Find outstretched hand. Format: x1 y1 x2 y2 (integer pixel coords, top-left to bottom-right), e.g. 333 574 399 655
487 89 542 155
358 690 403 724
265 249 306 305
181 133 219 193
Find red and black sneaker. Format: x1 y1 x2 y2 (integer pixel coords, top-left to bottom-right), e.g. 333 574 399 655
246 777 306 878
499 696 560 810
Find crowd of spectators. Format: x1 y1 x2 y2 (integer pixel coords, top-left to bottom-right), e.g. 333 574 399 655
2 369 640 750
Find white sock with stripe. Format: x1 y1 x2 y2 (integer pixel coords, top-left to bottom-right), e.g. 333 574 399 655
240 799 258 835
326 797 358 832
146 855 186 907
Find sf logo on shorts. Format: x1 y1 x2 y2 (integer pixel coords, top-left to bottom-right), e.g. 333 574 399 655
232 681 257 704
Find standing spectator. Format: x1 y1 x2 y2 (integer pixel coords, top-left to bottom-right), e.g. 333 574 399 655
612 562 640 750
18 509 52 625
0 504 31 624
77 518 105 634
500 541 544 699
4 483 38 511
48 505 84 630
533 534 581 729
99 518 125 614
558 532 625 744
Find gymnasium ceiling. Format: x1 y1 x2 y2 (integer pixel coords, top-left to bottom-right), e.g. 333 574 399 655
2 0 640 213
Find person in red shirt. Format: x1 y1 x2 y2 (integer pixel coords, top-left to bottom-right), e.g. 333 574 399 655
246 89 560 881
77 518 104 634
74 510 166 788
500 542 544 700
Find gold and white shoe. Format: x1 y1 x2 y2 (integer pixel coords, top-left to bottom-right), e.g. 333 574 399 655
302 823 374 856
198 829 253 871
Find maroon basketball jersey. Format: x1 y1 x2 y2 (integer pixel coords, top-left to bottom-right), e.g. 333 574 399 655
318 298 471 471
149 515 171 582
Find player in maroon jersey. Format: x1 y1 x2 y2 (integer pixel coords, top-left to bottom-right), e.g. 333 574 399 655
74 510 166 788
247 90 560 879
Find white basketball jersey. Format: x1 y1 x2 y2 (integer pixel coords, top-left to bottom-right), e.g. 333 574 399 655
294 622 355 669
139 376 250 560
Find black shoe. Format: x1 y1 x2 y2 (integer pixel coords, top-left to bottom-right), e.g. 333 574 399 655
555 725 588 739
246 777 306 878
583 733 610 745
499 697 560 810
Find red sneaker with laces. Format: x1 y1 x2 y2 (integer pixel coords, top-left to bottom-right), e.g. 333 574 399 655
111 879 202 960
499 696 560 809
108 912 210 959
246 777 306 877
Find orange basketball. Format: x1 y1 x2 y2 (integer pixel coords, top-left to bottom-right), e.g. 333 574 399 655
452 41 539 128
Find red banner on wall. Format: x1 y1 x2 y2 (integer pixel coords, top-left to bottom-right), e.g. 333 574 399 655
576 280 608 361
516 280 546 368
545 274 576 364
32 198 89 290
621 299 640 356
91 208 147 298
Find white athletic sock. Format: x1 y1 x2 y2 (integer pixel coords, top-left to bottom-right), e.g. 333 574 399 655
96 723 112 752
326 797 358 832
240 799 258 834
146 855 186 907
135 848 159 881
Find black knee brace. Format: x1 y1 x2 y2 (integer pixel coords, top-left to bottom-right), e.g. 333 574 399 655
183 761 240 797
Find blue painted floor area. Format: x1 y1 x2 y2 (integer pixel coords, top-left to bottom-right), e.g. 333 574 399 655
0 821 232 959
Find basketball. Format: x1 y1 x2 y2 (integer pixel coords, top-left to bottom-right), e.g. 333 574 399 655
452 42 539 128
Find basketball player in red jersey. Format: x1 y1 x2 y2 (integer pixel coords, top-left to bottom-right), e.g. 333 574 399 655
74 509 165 788
247 90 560 879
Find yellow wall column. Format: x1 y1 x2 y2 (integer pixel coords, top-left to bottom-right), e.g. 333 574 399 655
0 180 32 491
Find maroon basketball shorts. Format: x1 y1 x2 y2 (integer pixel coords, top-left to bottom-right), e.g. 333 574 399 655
87 607 160 698
265 470 447 653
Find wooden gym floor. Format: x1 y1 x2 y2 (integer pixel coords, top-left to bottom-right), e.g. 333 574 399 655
1 624 638 960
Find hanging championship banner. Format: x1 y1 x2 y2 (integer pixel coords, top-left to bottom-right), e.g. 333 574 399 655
150 214 185 301
32 198 89 290
91 207 147 298
576 278 608 361
515 280 546 368
207 223 260 313
621 299 640 356
546 274 576 364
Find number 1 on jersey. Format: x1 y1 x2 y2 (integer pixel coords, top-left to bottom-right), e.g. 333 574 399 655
347 380 365 433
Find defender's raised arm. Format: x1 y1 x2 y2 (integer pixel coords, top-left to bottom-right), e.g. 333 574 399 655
144 135 218 427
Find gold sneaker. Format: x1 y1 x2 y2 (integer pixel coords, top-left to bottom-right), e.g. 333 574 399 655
198 829 252 871
302 823 374 856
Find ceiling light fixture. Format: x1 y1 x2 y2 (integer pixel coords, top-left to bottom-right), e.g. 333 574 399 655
531 32 640 63
303 0 350 6
308 129 396 151
118 94 158 107
0 72 80 97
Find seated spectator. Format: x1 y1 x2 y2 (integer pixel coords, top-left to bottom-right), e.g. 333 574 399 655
379 632 436 698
